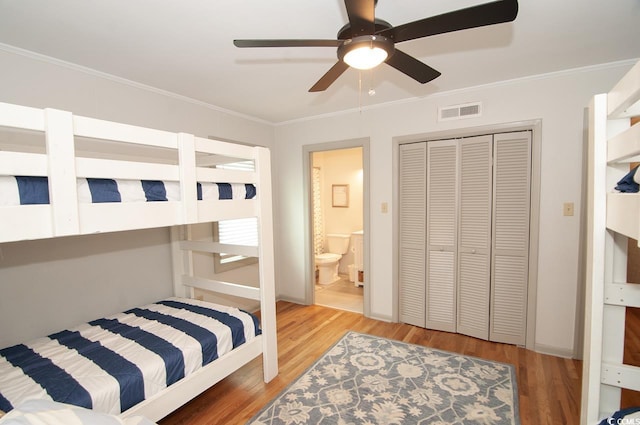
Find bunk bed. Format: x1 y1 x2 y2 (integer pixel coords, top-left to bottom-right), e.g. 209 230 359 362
582 60 640 424
0 101 278 423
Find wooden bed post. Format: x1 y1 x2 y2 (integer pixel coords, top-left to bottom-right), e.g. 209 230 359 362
170 225 195 299
581 94 608 424
255 146 278 382
178 133 198 224
45 108 79 237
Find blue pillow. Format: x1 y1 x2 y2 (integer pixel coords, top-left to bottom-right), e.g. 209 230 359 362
615 165 640 193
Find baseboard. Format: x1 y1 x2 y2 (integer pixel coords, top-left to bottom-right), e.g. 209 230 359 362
534 342 576 359
275 295 392 324
368 312 393 323
275 298 573 358
276 295 307 305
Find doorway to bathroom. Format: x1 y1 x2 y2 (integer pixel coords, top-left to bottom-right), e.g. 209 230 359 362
304 141 369 316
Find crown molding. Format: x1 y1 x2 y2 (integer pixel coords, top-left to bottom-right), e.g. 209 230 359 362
0 42 271 126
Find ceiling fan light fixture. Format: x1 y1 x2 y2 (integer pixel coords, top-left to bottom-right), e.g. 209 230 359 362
338 35 394 70
234 0 519 92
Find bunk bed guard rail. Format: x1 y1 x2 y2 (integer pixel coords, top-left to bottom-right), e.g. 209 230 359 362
0 102 265 243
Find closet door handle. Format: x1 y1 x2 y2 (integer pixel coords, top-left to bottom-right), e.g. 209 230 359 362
472 249 476 254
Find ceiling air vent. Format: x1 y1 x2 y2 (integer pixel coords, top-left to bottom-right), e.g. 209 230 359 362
438 102 482 122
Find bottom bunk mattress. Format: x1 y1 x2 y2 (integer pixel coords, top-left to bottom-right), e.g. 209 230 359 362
0 297 261 416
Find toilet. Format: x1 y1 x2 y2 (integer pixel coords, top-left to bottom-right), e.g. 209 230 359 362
315 233 350 285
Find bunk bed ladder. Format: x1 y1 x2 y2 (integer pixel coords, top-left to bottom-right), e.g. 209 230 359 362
170 146 278 383
254 146 278 382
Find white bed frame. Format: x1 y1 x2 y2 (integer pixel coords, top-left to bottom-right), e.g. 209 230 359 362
582 60 640 424
0 101 278 422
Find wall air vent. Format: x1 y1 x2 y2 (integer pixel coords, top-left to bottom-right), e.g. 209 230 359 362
438 102 482 122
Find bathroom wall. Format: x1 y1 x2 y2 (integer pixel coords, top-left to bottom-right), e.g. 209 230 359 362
313 147 363 274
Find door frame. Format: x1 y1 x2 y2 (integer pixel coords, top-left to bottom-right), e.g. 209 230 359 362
393 120 541 350
302 138 371 317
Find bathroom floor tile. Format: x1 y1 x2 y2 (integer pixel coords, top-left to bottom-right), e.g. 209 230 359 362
315 275 363 313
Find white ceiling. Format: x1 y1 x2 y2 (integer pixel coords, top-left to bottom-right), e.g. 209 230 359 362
0 0 639 124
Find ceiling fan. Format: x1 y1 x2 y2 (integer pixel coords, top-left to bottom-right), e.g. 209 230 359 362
234 0 518 92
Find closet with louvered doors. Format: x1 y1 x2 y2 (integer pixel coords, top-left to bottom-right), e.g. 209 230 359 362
398 131 531 345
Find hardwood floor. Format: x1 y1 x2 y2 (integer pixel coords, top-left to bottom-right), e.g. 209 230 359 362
159 301 583 425
622 307 640 409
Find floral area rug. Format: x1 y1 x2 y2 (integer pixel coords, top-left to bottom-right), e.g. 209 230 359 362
247 331 519 425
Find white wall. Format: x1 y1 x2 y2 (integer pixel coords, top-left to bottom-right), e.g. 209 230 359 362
0 48 274 144
0 230 173 349
0 47 274 348
273 61 635 356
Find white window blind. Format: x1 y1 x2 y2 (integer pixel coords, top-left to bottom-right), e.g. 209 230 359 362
218 217 258 263
214 160 258 270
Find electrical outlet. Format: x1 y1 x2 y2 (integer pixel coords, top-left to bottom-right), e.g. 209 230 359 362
563 202 574 216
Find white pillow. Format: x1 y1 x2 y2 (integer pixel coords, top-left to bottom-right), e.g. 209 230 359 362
0 400 156 425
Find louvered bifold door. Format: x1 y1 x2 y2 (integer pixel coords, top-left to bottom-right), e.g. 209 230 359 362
490 131 531 345
425 140 458 332
399 143 427 327
456 135 493 340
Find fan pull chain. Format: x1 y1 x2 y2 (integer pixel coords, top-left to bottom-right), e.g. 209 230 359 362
358 71 363 114
369 69 376 96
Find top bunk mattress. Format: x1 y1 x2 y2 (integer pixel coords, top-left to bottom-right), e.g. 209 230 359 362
0 297 261 416
0 177 256 205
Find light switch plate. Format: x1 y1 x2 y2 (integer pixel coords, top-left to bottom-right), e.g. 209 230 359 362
563 202 574 216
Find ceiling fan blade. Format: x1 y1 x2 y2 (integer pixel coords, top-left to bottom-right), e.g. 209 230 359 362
234 39 341 48
378 0 518 44
344 0 375 36
309 61 350 92
385 49 441 84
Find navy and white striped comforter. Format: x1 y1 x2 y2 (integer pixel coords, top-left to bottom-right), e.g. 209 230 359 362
0 177 256 205
0 298 261 415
